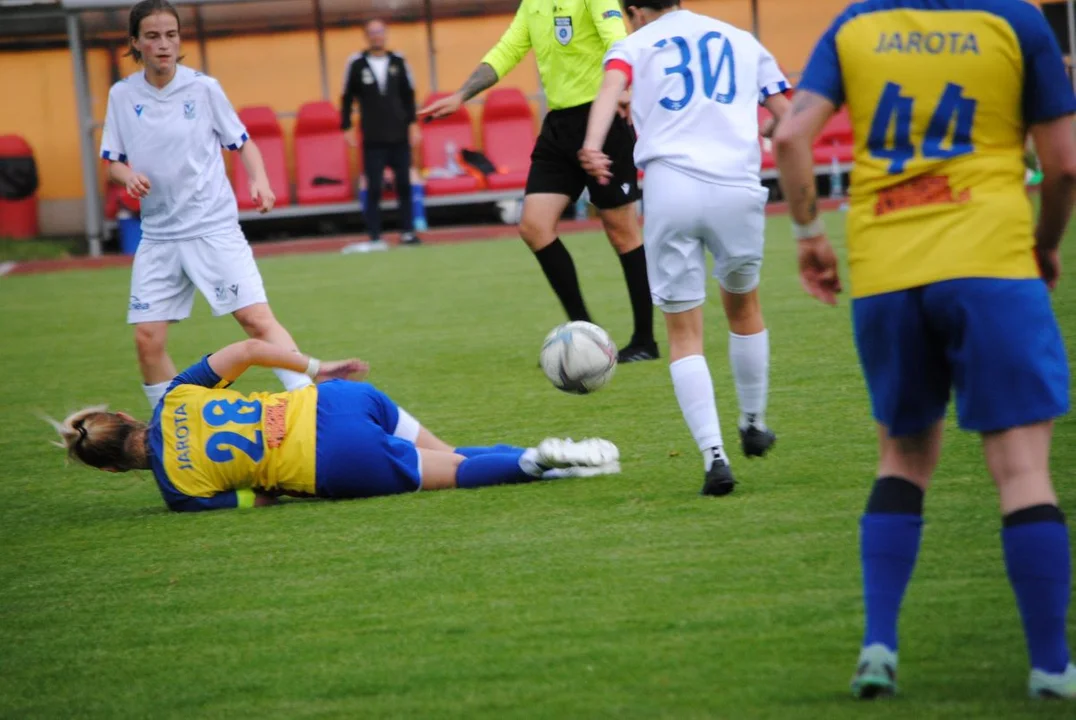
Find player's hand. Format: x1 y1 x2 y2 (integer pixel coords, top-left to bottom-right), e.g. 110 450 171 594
317 359 370 382
249 177 275 214
578 147 613 185
418 93 463 120
797 235 843 305
1036 246 1061 291
125 172 151 198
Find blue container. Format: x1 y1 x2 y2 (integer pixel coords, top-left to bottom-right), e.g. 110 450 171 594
117 213 142 255
412 182 428 232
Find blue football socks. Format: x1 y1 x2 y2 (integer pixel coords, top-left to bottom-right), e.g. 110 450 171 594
860 476 925 652
1003 504 1072 674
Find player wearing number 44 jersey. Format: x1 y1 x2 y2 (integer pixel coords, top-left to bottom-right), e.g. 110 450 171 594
579 0 790 496
48 340 620 512
774 0 1076 701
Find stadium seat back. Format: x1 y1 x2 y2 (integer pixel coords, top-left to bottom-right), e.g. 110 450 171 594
233 106 290 209
420 92 484 196
481 88 535 173
420 92 479 169
294 101 352 205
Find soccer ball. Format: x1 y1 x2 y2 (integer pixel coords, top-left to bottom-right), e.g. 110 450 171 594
539 321 618 394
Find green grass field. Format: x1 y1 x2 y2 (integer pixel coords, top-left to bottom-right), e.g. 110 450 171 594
1 214 1074 719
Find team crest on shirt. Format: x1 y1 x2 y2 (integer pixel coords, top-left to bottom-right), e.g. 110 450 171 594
183 100 196 120
362 68 375 85
554 17 573 45
134 104 145 117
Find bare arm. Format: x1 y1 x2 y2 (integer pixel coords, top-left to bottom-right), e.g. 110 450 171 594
237 140 268 184
236 141 276 212
584 69 629 151
458 63 500 103
107 161 151 198
774 90 843 305
773 90 837 225
206 339 367 384
761 93 792 138
1030 115 1076 251
107 161 134 186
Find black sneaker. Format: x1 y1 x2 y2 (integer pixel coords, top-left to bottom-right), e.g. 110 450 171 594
617 341 660 364
700 452 736 497
740 424 777 458
400 232 422 246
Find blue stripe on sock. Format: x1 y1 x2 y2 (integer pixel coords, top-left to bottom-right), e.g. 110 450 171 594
455 451 530 489
860 513 923 652
1003 520 1072 673
454 444 526 459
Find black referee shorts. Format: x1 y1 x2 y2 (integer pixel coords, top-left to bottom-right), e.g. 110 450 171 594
525 102 641 211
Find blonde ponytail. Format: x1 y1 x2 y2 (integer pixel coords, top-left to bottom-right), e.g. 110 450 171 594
46 407 149 472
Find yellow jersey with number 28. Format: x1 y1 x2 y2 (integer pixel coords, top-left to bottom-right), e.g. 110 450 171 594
148 356 317 512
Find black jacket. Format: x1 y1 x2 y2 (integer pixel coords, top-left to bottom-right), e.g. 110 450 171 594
340 51 416 145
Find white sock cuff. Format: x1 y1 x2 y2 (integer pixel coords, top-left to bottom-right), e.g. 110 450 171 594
143 380 171 409
669 354 707 371
729 329 769 341
393 407 421 443
273 368 314 392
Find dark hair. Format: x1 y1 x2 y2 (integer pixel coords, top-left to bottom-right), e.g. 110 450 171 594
126 0 181 62
624 0 680 9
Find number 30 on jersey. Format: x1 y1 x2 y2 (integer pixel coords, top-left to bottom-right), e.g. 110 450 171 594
656 33 737 111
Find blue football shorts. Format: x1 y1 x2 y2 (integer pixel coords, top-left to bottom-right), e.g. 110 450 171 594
852 278 1069 436
314 380 422 498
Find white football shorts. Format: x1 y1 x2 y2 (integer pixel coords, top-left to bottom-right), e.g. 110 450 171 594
641 161 768 313
127 228 268 324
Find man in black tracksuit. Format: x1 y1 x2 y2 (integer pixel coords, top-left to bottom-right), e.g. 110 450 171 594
341 19 421 246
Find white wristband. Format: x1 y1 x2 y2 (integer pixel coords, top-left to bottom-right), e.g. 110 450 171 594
793 217 826 240
304 357 321 380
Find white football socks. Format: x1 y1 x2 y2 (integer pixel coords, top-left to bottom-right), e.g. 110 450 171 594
670 355 724 470
143 380 170 409
729 329 770 430
274 368 313 392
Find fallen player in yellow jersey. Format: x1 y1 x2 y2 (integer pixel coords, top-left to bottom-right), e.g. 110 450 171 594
50 339 620 512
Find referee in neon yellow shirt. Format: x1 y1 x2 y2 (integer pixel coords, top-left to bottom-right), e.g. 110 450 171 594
420 0 657 362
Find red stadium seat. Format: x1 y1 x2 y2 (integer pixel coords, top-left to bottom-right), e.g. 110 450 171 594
420 92 485 196
813 107 855 165
233 106 290 209
481 88 536 191
294 101 353 205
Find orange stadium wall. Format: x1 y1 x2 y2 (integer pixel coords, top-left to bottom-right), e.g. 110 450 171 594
0 0 1050 235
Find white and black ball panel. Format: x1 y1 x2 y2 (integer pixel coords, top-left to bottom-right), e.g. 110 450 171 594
539 321 617 394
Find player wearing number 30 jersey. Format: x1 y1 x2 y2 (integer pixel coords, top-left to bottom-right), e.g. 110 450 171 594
49 340 621 513
774 0 1076 701
580 0 790 497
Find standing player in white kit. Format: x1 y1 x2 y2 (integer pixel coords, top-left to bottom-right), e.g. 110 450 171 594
579 0 790 496
101 0 313 409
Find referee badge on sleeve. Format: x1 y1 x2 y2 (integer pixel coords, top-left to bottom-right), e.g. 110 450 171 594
555 16 573 45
